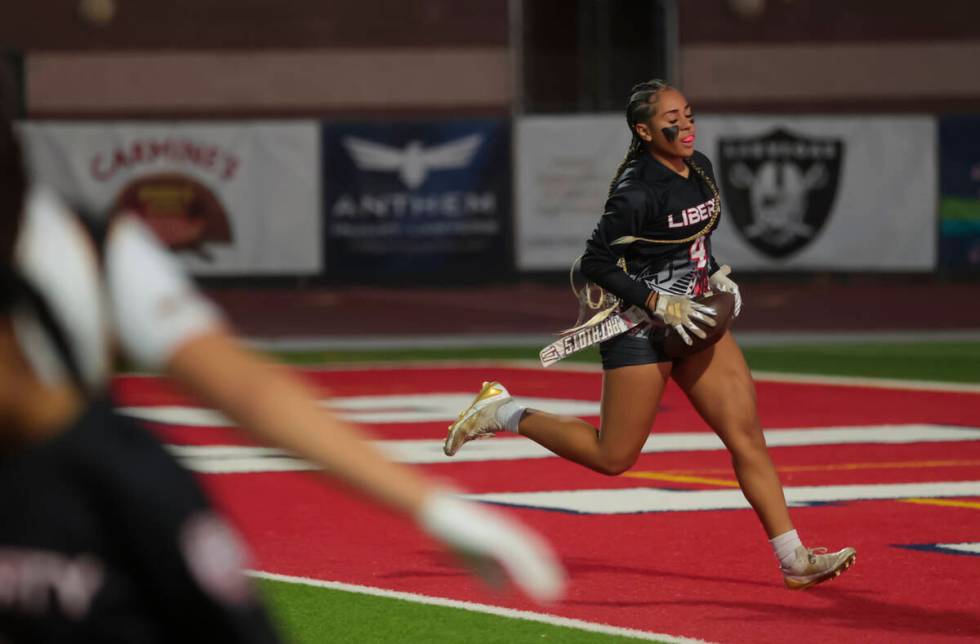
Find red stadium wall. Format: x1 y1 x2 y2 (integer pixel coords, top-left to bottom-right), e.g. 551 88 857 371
677 0 980 112
8 1 980 117
4 0 511 118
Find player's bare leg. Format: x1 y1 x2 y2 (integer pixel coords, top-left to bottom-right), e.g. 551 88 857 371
672 331 855 588
671 331 792 537
446 362 670 476
519 362 671 475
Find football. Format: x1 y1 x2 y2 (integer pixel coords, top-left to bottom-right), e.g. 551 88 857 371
663 291 736 359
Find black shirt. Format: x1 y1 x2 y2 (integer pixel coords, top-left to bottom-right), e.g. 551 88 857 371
580 150 721 309
0 399 282 644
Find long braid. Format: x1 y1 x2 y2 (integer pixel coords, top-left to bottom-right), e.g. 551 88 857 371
607 138 643 197
607 79 669 196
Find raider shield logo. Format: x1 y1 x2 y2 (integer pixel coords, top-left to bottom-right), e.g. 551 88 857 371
718 129 843 259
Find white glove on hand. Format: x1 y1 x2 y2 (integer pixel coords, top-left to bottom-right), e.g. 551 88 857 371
709 264 742 318
417 491 566 603
651 293 717 347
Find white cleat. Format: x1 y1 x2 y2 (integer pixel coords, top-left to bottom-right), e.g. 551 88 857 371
782 545 857 590
444 381 512 457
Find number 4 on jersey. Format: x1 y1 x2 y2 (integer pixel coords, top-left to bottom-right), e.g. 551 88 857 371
690 237 708 269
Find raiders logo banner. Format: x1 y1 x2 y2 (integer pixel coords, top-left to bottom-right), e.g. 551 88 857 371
718 129 842 259
19 122 322 275
515 114 936 271
698 116 936 270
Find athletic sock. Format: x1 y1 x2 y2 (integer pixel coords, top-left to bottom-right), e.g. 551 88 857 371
495 399 525 434
770 529 804 569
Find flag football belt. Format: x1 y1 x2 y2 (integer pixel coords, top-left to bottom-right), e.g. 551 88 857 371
539 305 648 367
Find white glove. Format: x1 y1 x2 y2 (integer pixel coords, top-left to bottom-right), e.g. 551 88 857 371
650 293 716 346
709 264 742 318
417 491 566 603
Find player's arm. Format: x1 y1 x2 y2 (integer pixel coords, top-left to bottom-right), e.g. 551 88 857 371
168 330 433 513
103 214 565 602
579 189 654 309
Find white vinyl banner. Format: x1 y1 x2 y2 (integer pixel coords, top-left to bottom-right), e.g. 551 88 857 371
516 114 937 271
20 122 321 275
516 115 630 270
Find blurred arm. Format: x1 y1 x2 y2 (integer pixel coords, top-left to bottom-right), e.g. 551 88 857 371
103 214 566 601
104 214 432 514
165 330 432 514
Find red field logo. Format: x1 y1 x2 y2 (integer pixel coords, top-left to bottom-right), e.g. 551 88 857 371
113 173 232 259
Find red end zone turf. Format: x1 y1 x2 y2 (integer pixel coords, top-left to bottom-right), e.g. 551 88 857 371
114 366 980 643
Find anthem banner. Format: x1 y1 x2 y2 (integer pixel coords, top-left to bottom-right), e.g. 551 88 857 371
322 119 511 281
516 114 936 271
20 121 322 275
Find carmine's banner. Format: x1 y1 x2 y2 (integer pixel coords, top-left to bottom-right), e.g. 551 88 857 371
19 122 321 275
322 119 511 281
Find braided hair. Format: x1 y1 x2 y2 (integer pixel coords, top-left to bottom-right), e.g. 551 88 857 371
607 79 670 196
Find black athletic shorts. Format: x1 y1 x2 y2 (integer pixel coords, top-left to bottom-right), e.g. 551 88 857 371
599 323 670 369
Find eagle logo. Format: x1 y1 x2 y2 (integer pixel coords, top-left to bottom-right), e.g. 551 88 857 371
341 134 484 189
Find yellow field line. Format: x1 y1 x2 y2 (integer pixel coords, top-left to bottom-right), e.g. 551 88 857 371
646 459 980 476
622 472 741 487
898 498 980 510
626 459 980 491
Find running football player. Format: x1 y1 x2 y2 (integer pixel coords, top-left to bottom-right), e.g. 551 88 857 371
446 80 855 590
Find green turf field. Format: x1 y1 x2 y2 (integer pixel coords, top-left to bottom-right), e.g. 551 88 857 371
256 577 652 644
271 341 980 384
253 341 978 643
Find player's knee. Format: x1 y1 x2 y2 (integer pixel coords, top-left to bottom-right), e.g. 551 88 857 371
595 452 637 476
726 421 768 456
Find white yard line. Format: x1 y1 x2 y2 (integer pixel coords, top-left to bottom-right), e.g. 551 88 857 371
936 542 980 555
247 571 712 644
166 424 980 473
465 481 980 515
121 394 600 426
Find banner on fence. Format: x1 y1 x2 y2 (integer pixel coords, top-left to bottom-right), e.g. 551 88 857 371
517 115 936 271
939 116 980 271
20 122 322 275
322 119 511 280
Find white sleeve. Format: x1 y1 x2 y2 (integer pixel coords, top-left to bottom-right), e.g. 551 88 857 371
13 185 112 389
104 215 223 370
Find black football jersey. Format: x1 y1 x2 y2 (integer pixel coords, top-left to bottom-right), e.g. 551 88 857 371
580 150 722 308
0 399 282 644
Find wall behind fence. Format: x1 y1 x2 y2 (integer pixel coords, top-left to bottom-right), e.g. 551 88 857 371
6 0 511 118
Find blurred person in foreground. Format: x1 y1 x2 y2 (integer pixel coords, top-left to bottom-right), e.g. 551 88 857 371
445 80 855 590
0 100 564 641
